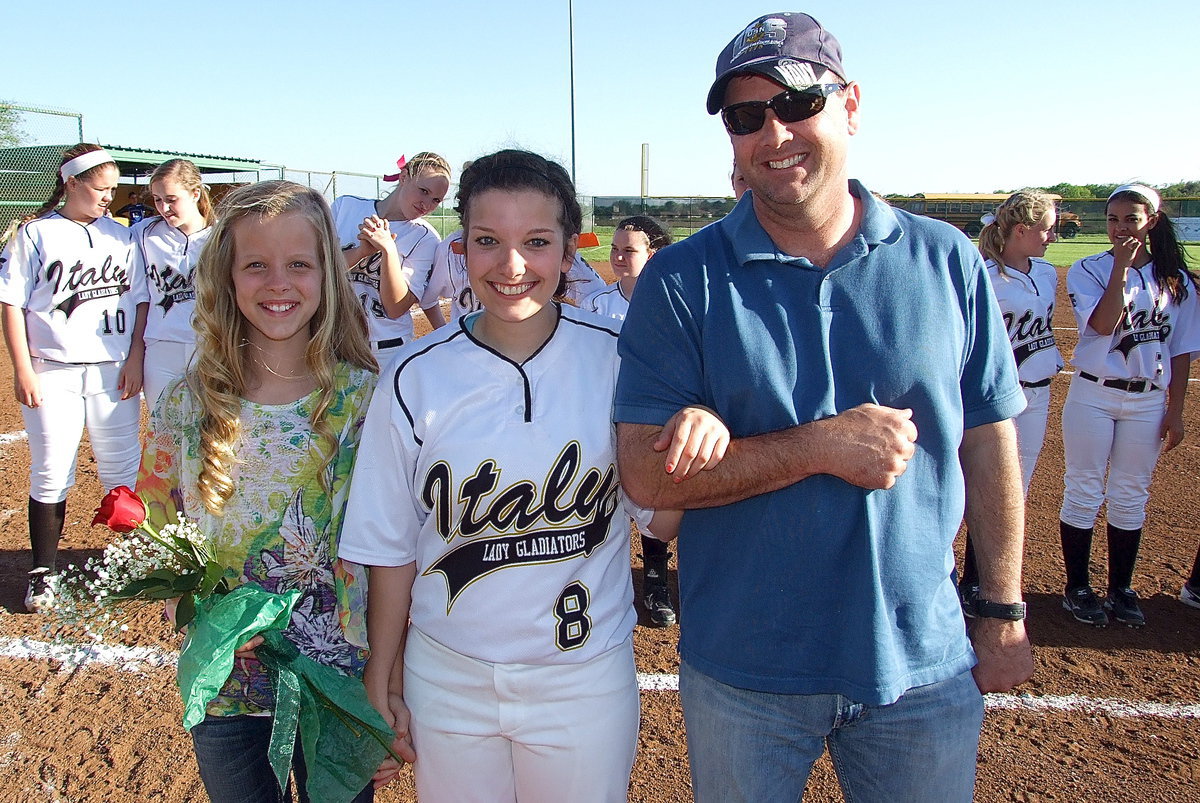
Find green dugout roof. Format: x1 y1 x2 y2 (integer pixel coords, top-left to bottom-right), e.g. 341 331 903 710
0 144 269 178
100 144 268 176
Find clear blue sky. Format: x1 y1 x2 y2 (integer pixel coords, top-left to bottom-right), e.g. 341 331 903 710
6 1 1199 197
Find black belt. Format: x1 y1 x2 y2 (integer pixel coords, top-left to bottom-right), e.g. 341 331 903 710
1020 378 1053 389
376 337 405 350
1078 372 1154 393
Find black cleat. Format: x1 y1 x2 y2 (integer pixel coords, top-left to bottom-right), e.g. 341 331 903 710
1062 586 1108 627
1104 587 1146 628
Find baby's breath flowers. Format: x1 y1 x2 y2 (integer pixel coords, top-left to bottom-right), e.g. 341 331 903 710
46 486 230 640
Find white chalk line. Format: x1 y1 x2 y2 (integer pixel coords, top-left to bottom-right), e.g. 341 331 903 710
0 637 1194 720
0 431 27 446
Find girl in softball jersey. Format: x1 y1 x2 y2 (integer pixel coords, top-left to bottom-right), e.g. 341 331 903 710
340 150 723 801
958 192 1062 612
330 152 449 359
579 216 685 627
131 158 215 410
1059 184 1200 628
0 144 144 612
136 181 380 802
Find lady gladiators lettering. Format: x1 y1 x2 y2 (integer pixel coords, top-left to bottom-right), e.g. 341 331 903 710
1005 305 1057 367
147 262 196 314
419 441 620 607
46 255 129 317
1113 301 1171 359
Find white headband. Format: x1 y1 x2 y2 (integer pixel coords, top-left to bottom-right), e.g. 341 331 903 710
59 150 115 182
1109 183 1160 214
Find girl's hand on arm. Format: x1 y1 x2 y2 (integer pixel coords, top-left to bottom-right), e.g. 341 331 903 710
652 406 731 481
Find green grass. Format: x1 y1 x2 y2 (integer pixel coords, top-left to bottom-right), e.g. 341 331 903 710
430 217 1200 270
1040 235 1200 269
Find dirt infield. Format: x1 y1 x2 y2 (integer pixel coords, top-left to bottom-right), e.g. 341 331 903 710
1 261 1198 802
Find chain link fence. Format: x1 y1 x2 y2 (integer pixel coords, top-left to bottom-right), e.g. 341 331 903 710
0 103 84 235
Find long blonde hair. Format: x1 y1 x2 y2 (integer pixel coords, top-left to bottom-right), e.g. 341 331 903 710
978 190 1056 279
190 180 376 514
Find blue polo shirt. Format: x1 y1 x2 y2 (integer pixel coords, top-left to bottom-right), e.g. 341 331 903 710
614 182 1024 704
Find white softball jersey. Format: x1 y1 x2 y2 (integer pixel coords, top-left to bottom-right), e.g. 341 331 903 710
129 217 211 344
986 258 1063 384
1067 252 1200 386
341 303 642 666
331 195 438 347
580 283 630 321
419 229 471 318
420 228 609 321
0 212 137 363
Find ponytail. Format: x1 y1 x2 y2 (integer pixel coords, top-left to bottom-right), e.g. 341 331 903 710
1149 211 1194 304
976 190 1056 280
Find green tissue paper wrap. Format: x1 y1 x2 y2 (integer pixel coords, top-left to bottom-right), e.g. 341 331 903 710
177 583 395 802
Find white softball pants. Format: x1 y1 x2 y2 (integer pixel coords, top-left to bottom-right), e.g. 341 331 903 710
21 359 141 503
1015 384 1051 496
143 338 194 414
403 626 639 803
1059 374 1166 530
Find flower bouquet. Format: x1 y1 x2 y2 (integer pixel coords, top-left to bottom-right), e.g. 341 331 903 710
55 486 403 802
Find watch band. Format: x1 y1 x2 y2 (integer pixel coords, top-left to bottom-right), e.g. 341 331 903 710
974 598 1027 621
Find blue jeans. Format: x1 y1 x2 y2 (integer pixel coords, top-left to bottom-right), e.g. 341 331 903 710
191 714 374 803
680 662 983 802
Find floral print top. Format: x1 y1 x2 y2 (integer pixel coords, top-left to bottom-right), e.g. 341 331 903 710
137 363 377 716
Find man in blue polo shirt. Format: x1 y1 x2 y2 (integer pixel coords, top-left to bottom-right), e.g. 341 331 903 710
614 11 1034 801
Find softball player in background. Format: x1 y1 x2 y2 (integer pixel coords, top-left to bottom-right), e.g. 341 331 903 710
131 158 214 410
1059 184 1200 628
580 216 684 627
340 150 723 801
0 144 144 611
331 152 449 358
959 192 1062 613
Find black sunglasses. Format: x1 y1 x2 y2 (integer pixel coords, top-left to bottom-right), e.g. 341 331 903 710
720 84 845 135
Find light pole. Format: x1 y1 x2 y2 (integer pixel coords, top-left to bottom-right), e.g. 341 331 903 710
568 0 577 185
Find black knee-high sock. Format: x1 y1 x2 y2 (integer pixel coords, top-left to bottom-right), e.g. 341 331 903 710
960 532 979 588
1188 542 1200 588
641 535 670 588
1106 524 1142 592
1060 520 1094 592
29 497 66 571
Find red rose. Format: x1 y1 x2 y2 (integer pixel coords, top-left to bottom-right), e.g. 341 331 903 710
92 486 148 534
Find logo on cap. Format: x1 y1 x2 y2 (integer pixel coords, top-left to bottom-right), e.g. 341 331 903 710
771 59 820 90
731 16 787 63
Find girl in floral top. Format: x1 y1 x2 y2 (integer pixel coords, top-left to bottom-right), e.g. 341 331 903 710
136 180 381 802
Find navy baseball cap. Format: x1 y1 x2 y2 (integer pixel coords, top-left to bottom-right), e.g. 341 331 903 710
707 12 846 114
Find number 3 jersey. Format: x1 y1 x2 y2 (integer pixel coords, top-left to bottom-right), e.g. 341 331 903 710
0 212 137 363
340 304 640 665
